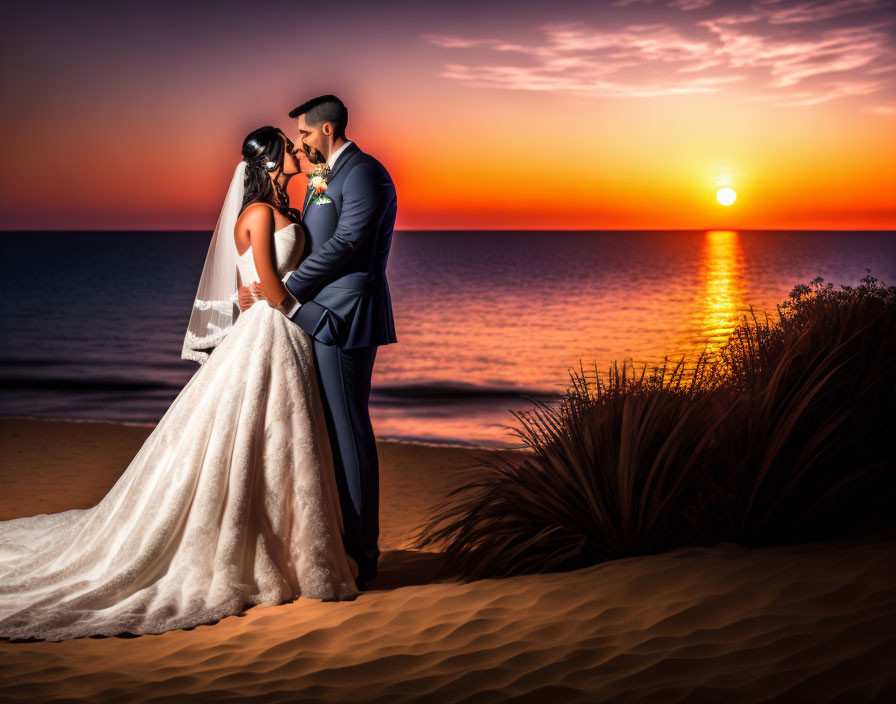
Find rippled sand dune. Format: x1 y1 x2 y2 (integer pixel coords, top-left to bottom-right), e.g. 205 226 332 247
1 419 895 703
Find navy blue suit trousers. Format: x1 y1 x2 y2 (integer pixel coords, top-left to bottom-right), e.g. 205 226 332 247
311 340 380 577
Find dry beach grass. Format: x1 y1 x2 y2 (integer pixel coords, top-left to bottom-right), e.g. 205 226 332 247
412 274 896 580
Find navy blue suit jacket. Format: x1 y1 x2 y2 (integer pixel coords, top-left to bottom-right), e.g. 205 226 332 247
286 142 398 349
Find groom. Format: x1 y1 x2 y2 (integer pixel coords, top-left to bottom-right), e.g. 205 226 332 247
241 94 397 589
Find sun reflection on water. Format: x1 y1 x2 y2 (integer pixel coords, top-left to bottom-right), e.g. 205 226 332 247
696 230 747 357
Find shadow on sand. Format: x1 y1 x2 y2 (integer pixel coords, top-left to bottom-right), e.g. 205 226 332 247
362 548 451 591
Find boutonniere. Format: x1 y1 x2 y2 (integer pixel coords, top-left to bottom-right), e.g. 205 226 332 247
308 164 333 205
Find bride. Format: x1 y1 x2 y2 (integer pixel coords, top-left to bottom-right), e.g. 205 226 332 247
0 126 361 642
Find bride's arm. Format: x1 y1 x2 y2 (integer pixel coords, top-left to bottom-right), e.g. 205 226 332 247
244 206 292 309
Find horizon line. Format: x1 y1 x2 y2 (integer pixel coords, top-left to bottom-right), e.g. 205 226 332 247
1 227 894 234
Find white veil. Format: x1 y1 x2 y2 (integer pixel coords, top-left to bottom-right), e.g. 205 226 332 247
181 160 246 364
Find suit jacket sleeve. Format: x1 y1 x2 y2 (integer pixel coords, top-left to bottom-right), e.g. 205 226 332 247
285 162 382 303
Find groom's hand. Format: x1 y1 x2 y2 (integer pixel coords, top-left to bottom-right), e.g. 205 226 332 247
238 285 255 312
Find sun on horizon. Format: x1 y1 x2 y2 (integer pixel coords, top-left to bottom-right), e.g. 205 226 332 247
716 188 737 206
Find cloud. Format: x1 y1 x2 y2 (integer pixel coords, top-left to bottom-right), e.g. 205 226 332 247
425 1 896 108
440 62 745 98
698 20 893 87
744 77 892 105
424 35 502 49
758 0 890 24
864 103 896 114
430 23 748 98
612 0 713 6
666 0 714 9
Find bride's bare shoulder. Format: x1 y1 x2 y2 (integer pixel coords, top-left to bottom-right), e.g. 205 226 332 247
236 202 275 229
234 203 275 253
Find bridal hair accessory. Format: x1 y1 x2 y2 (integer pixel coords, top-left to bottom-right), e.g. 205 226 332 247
242 155 278 171
181 161 246 364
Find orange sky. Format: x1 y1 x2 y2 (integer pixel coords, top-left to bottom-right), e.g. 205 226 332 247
1 0 894 230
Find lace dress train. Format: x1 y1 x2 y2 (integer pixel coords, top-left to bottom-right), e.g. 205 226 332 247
0 224 360 642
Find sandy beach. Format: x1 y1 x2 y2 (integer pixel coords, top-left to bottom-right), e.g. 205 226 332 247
1 417 895 703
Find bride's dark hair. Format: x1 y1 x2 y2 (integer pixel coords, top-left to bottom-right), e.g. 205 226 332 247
241 126 299 220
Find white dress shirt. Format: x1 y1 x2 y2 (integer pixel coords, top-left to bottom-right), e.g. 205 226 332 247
278 140 354 318
326 139 353 170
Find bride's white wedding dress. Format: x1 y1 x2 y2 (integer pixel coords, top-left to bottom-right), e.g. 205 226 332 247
0 223 360 642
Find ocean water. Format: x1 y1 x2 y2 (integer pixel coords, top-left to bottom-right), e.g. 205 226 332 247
1 230 894 448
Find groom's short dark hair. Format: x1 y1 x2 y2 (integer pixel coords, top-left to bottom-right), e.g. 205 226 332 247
289 94 348 139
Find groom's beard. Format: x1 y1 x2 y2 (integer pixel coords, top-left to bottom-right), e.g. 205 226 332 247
303 144 326 164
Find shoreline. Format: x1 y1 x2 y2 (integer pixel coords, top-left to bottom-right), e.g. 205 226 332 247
0 414 528 452
0 417 530 550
